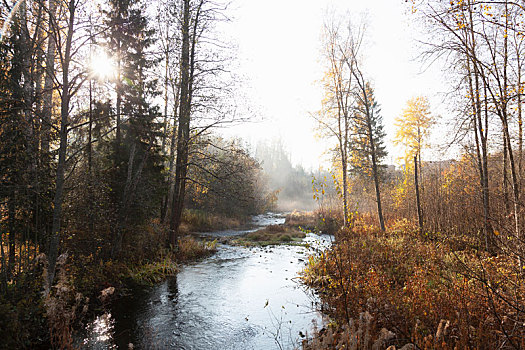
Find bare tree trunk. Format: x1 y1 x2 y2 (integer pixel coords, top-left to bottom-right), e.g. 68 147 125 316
41 0 57 163
504 131 511 214
463 15 494 251
417 127 424 195
20 0 36 164
480 82 493 250
46 0 75 292
0 232 8 292
161 20 170 155
170 0 191 247
162 78 180 224
500 2 520 251
517 53 523 176
340 138 349 228
369 127 385 232
414 155 423 234
502 119 522 257
33 3 45 252
47 93 68 291
7 194 16 280
115 10 122 150
170 0 203 246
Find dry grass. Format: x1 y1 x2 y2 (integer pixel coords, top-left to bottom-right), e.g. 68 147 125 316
285 209 344 235
180 209 244 233
300 221 525 349
177 236 217 262
128 256 178 285
285 211 318 228
230 225 306 246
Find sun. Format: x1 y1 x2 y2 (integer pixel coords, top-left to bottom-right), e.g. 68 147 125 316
90 51 116 80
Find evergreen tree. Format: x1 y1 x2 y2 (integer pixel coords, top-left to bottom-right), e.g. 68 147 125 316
350 83 387 181
0 16 37 284
103 0 164 255
350 82 387 231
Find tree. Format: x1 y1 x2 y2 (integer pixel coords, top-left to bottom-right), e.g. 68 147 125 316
41 0 57 164
187 136 266 217
313 15 357 228
350 82 388 231
393 96 434 230
0 15 29 284
103 0 164 256
46 0 86 291
169 0 236 246
394 96 433 170
169 0 193 247
315 14 387 231
412 0 497 251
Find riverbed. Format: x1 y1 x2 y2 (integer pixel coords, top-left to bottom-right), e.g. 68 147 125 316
79 213 329 349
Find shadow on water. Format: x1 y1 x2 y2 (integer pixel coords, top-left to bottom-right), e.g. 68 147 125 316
79 214 329 350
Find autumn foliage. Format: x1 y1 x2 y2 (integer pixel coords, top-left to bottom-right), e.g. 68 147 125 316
301 219 525 349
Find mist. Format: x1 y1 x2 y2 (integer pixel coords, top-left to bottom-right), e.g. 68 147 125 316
255 138 322 212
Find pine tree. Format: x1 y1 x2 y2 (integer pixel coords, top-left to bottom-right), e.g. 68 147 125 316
0 18 31 284
350 82 387 231
350 83 387 181
103 0 164 255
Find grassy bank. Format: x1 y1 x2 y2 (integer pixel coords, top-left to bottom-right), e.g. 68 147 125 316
0 217 219 349
224 211 325 247
179 209 248 234
229 224 306 246
299 219 525 350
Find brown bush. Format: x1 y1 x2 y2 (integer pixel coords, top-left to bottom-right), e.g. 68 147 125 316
301 223 525 349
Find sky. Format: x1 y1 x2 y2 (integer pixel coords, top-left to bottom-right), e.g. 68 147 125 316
220 0 448 169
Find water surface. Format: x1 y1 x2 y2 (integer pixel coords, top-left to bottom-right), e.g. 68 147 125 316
80 215 328 350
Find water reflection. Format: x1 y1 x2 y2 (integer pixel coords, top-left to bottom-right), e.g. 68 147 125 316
81 312 116 349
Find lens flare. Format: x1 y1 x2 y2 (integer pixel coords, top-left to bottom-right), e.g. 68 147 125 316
0 0 25 43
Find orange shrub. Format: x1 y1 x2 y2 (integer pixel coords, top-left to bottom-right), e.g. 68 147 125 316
301 223 525 349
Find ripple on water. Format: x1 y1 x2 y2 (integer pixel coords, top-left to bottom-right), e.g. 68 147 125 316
79 214 328 350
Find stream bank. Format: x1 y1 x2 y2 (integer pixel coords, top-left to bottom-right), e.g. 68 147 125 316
79 213 330 350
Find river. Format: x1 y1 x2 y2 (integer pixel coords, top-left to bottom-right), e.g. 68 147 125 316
78 213 329 349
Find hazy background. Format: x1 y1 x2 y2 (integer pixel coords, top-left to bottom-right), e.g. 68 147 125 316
220 0 448 172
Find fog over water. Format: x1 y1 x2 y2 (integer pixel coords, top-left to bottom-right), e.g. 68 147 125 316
255 139 322 212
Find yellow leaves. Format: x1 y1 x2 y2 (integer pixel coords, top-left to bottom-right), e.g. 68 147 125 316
394 96 434 160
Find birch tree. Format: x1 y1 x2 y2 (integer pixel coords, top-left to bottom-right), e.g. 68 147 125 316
313 16 356 228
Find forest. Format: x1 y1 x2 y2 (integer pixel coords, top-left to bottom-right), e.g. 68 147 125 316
1 0 525 349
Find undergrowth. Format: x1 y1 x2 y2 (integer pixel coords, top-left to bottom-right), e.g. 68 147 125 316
300 219 525 349
177 235 217 262
0 219 221 349
180 209 246 233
